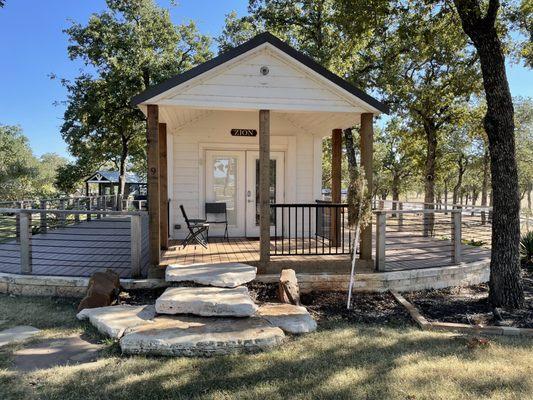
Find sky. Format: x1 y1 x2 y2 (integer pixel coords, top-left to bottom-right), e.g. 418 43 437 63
0 0 531 159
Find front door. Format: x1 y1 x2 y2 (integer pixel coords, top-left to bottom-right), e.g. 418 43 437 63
205 150 285 238
245 151 285 237
205 151 246 236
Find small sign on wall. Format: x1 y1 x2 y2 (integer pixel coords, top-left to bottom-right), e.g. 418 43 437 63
231 129 257 137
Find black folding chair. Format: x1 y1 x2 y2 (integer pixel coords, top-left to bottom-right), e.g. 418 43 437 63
180 205 209 249
205 202 229 241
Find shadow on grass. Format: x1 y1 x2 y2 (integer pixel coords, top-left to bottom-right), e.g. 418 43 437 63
4 321 530 400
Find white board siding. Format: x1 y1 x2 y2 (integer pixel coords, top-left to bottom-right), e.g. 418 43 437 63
159 48 359 113
169 110 322 239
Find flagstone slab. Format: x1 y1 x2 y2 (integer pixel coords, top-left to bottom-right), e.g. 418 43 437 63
120 315 285 356
156 286 258 317
256 303 317 334
0 326 40 347
77 305 156 338
165 262 257 288
13 334 102 371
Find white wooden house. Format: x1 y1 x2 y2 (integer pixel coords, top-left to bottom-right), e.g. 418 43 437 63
132 32 388 276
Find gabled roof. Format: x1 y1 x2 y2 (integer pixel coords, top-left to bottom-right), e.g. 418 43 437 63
85 171 145 184
131 32 388 114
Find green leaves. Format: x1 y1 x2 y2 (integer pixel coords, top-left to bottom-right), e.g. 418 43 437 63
0 125 67 200
60 0 212 194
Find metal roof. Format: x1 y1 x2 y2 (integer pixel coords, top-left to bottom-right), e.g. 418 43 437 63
85 171 145 184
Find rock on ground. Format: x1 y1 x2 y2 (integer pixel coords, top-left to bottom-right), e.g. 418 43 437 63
0 326 40 347
77 305 156 338
279 269 301 305
77 270 121 312
165 262 257 288
257 303 317 334
156 286 258 317
120 315 285 356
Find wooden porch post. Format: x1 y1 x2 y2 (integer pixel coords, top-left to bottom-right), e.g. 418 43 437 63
330 128 342 247
259 109 270 272
147 104 161 275
159 123 169 250
360 113 374 261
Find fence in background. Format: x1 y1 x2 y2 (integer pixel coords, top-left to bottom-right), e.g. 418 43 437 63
0 195 148 214
0 208 149 278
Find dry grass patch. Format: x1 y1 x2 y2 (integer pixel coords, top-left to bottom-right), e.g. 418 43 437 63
0 294 532 400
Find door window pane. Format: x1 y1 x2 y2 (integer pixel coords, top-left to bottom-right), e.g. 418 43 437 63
212 157 237 225
255 159 276 226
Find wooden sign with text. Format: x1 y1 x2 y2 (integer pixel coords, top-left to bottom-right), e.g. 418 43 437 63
231 129 257 137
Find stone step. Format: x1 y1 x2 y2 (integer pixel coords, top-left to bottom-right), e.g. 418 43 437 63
256 303 317 334
165 262 257 288
120 315 285 357
155 286 258 317
77 305 156 338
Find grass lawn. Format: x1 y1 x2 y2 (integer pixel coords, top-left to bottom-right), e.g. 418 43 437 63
0 294 532 400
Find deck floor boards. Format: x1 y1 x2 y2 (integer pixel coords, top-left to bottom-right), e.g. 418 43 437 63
0 217 491 277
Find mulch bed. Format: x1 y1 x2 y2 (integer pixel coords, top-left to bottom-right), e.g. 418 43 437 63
404 267 533 329
118 282 412 326
248 282 412 326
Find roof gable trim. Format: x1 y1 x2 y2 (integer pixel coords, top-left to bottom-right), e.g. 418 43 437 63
131 32 389 114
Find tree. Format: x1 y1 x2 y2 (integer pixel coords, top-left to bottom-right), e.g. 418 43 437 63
217 12 263 53
380 2 481 232
0 125 66 200
60 0 212 201
508 0 533 68
0 125 38 200
34 153 68 197
379 119 418 208
514 97 533 211
453 0 524 308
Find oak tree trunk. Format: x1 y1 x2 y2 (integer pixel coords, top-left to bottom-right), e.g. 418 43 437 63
454 0 524 308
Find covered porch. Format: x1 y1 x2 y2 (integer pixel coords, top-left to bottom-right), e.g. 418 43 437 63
133 33 387 277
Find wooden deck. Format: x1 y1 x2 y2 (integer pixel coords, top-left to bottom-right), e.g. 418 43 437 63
161 233 491 274
0 217 149 278
0 216 490 278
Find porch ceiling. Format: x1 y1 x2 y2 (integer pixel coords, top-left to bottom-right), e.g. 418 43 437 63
159 105 360 136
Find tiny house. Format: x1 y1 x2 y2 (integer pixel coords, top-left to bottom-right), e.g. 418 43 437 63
132 32 387 273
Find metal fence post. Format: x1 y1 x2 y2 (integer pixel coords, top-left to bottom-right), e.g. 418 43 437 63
40 200 47 233
398 202 403 231
375 211 386 271
59 199 66 226
15 201 22 241
96 197 102 220
75 198 80 222
20 211 32 274
87 197 92 222
452 209 462 264
130 214 142 278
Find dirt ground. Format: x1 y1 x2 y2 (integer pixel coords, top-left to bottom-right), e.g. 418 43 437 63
405 267 533 328
118 267 532 329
